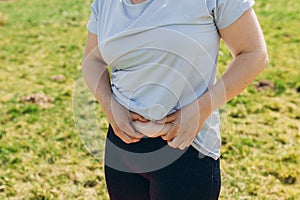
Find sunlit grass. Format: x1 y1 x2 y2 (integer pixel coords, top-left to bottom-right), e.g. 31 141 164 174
0 0 299 199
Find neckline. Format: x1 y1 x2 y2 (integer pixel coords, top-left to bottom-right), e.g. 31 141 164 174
123 0 152 6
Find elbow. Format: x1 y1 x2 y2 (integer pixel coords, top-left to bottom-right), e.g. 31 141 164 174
260 49 269 70
261 48 269 66
254 49 269 73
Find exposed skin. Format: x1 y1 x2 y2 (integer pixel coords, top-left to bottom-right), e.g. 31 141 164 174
131 120 172 138
81 8 268 149
130 0 146 4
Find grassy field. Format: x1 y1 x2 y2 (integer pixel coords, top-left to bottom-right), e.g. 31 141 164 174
0 0 299 199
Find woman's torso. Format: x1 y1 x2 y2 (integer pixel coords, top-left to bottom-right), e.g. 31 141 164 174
94 0 220 121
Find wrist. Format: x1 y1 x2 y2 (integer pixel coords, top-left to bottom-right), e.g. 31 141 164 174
97 94 114 121
197 93 213 119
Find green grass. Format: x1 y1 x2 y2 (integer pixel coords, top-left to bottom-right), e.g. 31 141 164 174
0 0 299 199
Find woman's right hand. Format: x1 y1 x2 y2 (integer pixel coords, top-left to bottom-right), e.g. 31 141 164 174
107 98 145 144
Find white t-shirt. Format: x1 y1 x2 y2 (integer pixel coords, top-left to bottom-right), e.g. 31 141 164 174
87 0 255 160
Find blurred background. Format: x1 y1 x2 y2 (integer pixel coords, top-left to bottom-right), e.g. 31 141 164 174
0 0 299 199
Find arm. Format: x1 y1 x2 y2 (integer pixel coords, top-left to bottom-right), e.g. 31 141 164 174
199 8 269 115
159 8 269 149
81 31 145 143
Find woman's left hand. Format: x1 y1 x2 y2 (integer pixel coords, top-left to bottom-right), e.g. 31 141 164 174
157 99 210 150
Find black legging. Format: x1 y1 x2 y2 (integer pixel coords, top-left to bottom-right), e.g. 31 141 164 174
104 124 221 200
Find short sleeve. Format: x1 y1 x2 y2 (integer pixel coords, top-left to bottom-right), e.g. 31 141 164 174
214 0 255 30
86 0 99 35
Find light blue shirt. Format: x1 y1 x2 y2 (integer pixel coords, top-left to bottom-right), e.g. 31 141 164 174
87 0 255 160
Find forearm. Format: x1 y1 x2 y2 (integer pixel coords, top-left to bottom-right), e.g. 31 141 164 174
81 55 114 120
198 51 268 116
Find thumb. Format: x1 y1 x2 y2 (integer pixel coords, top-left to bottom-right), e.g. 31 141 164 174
129 112 149 122
157 112 177 124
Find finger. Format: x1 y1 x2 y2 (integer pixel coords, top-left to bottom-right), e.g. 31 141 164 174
178 143 187 150
123 122 145 139
178 140 190 150
168 128 191 149
161 122 179 141
129 112 149 122
123 135 140 144
125 137 141 144
156 112 177 124
179 131 197 150
167 136 182 149
170 136 188 150
114 129 140 144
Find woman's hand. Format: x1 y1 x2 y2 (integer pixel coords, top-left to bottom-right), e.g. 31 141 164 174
108 99 145 144
129 112 149 123
157 100 211 150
